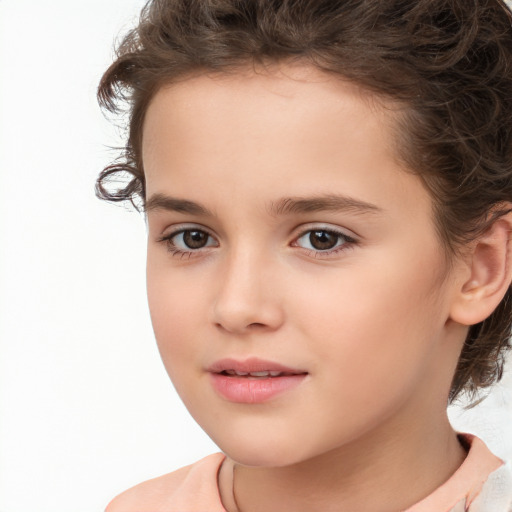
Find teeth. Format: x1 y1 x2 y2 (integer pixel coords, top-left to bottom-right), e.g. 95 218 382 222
223 370 286 377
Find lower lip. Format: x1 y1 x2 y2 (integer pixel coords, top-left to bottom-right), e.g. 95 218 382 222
209 373 307 403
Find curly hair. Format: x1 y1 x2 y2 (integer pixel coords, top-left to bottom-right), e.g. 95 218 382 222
97 0 512 402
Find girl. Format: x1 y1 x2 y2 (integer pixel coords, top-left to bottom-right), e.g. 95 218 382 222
98 0 512 510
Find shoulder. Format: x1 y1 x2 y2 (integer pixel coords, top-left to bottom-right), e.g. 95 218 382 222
104 464 193 512
105 453 226 512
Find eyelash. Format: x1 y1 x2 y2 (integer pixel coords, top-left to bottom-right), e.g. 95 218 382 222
292 227 357 258
157 225 358 259
157 227 218 259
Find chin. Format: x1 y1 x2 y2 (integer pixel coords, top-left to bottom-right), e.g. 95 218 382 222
211 430 314 468
224 447 299 468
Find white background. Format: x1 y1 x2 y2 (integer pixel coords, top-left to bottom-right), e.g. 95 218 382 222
0 1 511 511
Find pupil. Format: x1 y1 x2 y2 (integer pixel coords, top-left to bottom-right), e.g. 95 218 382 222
184 230 208 249
310 230 337 250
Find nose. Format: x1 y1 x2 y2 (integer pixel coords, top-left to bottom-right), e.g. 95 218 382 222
211 248 285 335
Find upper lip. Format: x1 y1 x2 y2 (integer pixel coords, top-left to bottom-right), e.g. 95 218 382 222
207 357 307 375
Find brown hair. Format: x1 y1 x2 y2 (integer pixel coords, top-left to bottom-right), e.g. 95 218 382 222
97 0 512 402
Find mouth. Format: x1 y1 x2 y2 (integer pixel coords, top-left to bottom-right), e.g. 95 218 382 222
207 357 307 377
219 369 302 379
207 357 308 403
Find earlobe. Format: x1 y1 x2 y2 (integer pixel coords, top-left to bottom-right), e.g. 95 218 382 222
449 211 512 326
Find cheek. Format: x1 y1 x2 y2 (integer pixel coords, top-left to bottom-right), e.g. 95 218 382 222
297 245 448 405
146 258 205 371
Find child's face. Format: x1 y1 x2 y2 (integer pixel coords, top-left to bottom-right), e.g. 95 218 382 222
143 64 466 466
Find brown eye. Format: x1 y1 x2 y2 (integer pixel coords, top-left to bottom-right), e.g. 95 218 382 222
182 230 209 249
164 228 218 253
308 230 339 250
294 228 355 254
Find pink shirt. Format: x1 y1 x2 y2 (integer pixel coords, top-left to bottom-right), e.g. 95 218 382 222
107 434 512 511
407 435 512 511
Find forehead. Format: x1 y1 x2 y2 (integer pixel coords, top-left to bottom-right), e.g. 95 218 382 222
141 62 431 224
144 64 398 159
142 62 397 158
147 63 379 111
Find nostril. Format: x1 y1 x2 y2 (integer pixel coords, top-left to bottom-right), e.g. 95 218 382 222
248 322 266 328
215 321 268 332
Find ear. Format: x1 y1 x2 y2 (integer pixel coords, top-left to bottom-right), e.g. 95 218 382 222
449 210 512 326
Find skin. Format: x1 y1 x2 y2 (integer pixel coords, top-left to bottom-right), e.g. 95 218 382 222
115 62 509 511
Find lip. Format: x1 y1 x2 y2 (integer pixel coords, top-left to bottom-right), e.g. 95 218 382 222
207 357 308 404
207 357 307 375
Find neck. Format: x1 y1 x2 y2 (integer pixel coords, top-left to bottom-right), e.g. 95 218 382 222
221 413 466 512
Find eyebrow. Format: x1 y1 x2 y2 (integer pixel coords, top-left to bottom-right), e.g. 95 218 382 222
144 193 383 217
268 194 383 217
145 193 214 216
